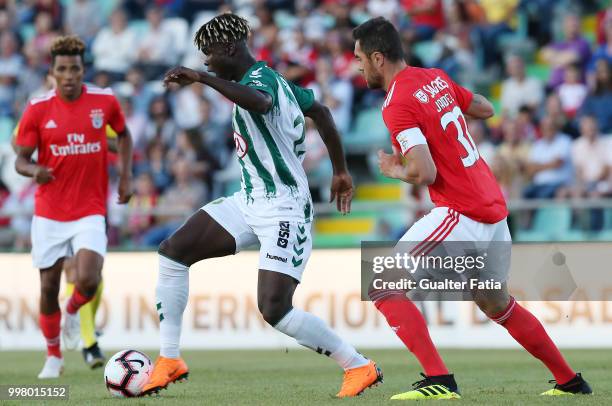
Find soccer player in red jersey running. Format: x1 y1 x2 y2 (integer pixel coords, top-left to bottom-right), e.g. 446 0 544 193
13 36 133 378
353 17 592 399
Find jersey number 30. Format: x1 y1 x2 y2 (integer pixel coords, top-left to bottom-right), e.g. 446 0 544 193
440 106 480 167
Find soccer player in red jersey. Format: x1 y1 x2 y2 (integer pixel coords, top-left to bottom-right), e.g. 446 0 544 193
353 18 592 399
13 36 133 378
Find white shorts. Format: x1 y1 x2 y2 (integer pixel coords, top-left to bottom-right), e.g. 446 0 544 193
399 207 512 283
400 207 511 246
31 215 107 269
202 194 312 282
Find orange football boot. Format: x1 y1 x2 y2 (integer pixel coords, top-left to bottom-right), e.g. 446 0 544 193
336 360 383 397
141 356 189 396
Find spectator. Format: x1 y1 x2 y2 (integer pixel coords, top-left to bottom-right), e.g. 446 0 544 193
171 83 204 129
115 66 156 116
542 13 592 89
493 118 531 199
136 140 172 193
557 63 588 118
401 0 445 42
29 11 58 66
579 59 612 134
557 115 611 199
524 116 573 199
500 54 544 117
91 9 137 81
472 0 518 68
589 13 612 70
516 105 538 141
143 96 178 148
326 29 356 81
167 129 220 196
367 0 400 22
127 172 158 245
136 6 177 80
64 0 101 45
557 115 611 230
198 97 231 164
279 29 317 86
309 58 354 134
141 158 206 247
120 97 147 154
0 31 23 116
543 93 578 138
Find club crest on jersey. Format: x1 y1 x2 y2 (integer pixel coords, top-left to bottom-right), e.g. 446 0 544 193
90 109 104 129
233 131 248 159
413 89 429 104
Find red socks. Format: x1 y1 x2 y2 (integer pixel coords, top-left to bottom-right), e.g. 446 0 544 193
39 311 61 358
374 295 449 376
66 288 93 314
491 297 576 384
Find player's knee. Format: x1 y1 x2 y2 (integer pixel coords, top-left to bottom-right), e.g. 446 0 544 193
258 295 291 326
475 296 509 318
159 237 189 265
76 274 98 297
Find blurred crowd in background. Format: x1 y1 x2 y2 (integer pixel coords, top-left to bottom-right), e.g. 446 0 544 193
0 0 611 249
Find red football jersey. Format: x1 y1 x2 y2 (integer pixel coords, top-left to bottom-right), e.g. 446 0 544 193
15 85 125 221
382 67 507 223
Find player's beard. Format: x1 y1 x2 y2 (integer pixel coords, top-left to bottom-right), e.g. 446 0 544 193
366 71 384 89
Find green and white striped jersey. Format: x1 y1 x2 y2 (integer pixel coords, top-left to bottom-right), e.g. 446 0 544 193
232 61 314 222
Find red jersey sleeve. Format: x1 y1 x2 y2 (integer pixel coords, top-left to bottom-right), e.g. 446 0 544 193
107 95 126 133
14 104 40 148
437 69 473 112
383 97 427 155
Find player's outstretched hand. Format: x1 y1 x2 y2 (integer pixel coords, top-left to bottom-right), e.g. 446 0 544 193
330 172 353 215
377 147 404 180
33 166 54 184
163 67 200 88
117 175 133 204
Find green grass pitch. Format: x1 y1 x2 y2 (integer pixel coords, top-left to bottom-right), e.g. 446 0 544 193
0 349 609 405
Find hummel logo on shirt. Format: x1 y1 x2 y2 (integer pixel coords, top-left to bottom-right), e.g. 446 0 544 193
45 119 57 129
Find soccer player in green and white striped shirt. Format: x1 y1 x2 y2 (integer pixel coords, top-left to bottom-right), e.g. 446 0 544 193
142 13 382 398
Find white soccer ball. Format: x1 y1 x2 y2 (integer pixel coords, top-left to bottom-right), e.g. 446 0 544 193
104 350 153 397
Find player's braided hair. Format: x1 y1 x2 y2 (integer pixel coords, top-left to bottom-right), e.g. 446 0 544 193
194 13 250 55
50 35 86 61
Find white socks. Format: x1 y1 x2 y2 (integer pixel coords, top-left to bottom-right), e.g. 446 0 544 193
156 255 189 359
274 308 369 370
155 254 367 369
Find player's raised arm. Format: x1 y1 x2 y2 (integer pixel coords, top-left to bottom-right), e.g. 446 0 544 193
164 66 273 114
304 100 353 214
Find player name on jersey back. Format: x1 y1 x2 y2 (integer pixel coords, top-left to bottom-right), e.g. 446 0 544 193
383 67 508 224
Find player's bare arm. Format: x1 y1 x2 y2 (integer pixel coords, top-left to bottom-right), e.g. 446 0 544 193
378 145 436 186
14 145 55 184
304 100 353 214
465 94 495 120
116 127 133 204
164 66 273 114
